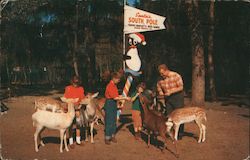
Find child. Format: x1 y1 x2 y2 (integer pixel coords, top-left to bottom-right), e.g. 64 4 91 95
130 82 146 140
64 75 85 148
104 72 130 145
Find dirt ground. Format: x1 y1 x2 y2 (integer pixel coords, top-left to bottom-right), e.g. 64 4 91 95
0 88 249 160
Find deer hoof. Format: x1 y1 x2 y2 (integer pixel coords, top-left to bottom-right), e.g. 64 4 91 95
40 141 45 147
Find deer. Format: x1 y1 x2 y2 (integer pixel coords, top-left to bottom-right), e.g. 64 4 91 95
32 97 78 153
139 95 178 156
34 97 66 113
165 107 207 143
78 92 101 144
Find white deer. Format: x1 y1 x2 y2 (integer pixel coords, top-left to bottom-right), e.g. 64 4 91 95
79 92 100 143
165 107 207 143
32 97 78 153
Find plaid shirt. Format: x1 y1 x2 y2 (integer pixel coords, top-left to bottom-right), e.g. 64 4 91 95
157 71 183 96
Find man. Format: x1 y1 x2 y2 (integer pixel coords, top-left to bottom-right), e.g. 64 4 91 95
64 75 85 148
157 64 184 139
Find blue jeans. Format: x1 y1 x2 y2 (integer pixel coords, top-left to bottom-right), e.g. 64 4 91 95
104 99 117 140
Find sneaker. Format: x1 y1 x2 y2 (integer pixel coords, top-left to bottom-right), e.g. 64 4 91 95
105 139 111 145
76 142 84 146
111 137 117 143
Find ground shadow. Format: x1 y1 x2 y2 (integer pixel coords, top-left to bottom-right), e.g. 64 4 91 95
217 96 250 108
139 130 179 157
42 136 61 144
237 114 250 119
116 114 133 133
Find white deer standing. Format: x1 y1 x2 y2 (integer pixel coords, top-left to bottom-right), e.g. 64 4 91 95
32 97 78 153
79 92 100 143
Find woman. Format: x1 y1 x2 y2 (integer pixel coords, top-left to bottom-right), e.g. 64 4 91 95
104 72 130 145
64 75 85 148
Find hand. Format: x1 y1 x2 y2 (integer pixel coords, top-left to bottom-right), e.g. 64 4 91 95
77 105 81 109
126 97 131 101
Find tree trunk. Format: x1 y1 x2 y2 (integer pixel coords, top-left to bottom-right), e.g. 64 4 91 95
186 0 205 106
208 0 217 101
73 2 79 77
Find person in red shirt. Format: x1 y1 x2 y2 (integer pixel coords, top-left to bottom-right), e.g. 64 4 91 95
104 72 130 145
64 75 85 148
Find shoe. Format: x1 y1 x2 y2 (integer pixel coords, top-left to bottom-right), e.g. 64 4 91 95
76 142 84 146
105 139 111 145
111 137 117 143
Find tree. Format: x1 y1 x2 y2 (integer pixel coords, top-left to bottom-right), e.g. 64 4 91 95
207 0 216 101
186 0 205 106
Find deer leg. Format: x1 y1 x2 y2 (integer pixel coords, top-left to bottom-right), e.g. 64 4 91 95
64 131 69 152
147 132 150 148
159 131 167 152
90 122 94 144
39 133 45 147
39 127 45 147
201 124 206 142
173 140 179 158
195 121 203 143
34 125 44 152
174 125 180 141
85 126 89 142
59 129 64 153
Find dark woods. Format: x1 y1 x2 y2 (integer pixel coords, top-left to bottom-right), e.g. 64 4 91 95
0 0 249 98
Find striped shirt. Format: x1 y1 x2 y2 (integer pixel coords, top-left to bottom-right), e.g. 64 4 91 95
157 71 183 96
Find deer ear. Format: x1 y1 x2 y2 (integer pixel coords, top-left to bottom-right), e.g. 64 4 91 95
91 92 99 98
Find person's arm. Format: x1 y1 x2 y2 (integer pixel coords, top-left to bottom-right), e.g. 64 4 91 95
76 87 85 109
157 81 164 97
170 74 183 94
64 86 71 98
114 96 130 101
80 87 85 100
131 92 140 102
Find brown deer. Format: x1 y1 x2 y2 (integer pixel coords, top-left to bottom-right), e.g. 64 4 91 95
34 97 66 113
139 95 177 155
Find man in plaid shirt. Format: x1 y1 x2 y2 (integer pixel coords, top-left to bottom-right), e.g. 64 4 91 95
157 64 185 139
